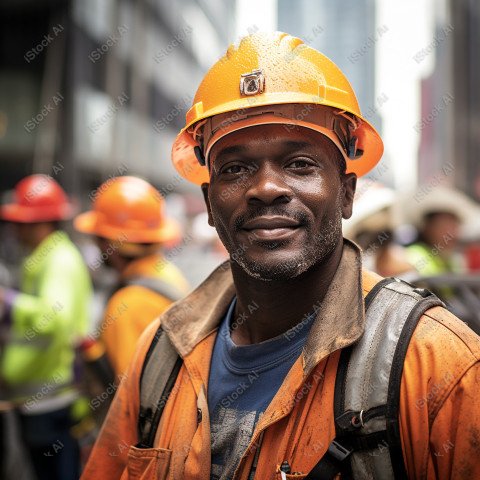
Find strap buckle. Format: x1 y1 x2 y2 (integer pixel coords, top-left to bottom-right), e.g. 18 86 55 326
335 410 363 432
328 439 353 462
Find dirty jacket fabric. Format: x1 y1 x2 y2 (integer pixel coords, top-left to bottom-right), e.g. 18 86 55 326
99 254 189 375
1 231 92 408
82 241 480 479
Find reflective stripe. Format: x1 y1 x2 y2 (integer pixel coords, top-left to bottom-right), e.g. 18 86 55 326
9 336 55 349
18 389 78 415
5 379 72 401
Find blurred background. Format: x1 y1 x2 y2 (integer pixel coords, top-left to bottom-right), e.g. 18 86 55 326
1 0 479 281
1 1 480 477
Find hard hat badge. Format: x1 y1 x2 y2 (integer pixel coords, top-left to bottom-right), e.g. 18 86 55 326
240 69 265 96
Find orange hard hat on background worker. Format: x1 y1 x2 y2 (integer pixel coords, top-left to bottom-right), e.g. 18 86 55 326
74 176 188 377
172 31 384 185
1 174 74 222
74 175 180 249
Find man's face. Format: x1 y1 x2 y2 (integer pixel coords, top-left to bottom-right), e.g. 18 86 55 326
95 236 117 268
13 222 33 247
423 212 461 252
202 124 356 281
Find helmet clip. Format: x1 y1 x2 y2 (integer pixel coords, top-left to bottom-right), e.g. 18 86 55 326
194 145 206 166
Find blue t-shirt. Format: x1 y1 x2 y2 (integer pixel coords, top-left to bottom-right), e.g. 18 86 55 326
208 298 315 480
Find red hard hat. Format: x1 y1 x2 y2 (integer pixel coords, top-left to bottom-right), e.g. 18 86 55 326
0 174 74 223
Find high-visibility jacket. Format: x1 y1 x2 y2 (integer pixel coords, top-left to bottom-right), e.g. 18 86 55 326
406 242 459 277
98 253 189 376
1 231 92 409
82 241 480 479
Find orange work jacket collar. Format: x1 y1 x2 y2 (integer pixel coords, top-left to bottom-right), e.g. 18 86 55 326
161 239 365 378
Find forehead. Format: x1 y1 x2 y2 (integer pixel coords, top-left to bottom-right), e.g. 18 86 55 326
209 124 338 162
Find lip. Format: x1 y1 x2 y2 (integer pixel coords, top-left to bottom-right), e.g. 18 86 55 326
242 216 300 230
241 216 301 241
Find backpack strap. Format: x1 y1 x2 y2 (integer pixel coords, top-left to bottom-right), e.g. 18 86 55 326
137 325 182 448
307 278 444 480
116 276 185 303
386 286 442 474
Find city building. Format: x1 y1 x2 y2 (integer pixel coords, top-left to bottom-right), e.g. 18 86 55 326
0 0 235 199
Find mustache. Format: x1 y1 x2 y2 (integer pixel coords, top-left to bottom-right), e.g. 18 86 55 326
234 206 309 231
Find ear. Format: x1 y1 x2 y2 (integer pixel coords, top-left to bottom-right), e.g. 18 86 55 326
201 183 215 226
341 173 357 220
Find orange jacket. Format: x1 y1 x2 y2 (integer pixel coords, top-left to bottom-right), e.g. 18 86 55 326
99 253 189 375
82 242 480 479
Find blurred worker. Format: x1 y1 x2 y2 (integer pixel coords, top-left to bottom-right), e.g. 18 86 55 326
83 33 480 479
462 216 480 272
74 176 189 376
405 186 479 276
343 182 412 277
0 174 92 480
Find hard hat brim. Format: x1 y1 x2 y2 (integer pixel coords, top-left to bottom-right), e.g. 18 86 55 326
0 202 75 223
74 210 181 245
400 187 480 228
172 111 383 185
343 187 396 238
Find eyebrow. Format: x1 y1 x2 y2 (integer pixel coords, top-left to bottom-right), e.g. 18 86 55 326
282 140 311 151
215 140 312 159
215 145 247 158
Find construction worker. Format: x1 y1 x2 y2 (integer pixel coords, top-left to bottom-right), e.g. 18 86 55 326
343 182 412 277
82 32 480 479
74 176 189 377
405 186 479 277
0 174 92 480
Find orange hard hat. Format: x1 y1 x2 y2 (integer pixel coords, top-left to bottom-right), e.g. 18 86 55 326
74 176 180 244
0 174 74 223
172 31 384 185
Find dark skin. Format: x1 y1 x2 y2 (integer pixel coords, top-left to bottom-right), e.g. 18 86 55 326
422 212 460 255
13 221 56 250
0 222 56 305
202 124 357 345
95 236 130 273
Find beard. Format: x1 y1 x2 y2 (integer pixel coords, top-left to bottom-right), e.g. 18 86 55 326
211 195 344 282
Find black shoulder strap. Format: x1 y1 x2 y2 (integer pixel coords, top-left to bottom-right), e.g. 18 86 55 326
306 279 443 480
385 291 442 474
306 278 398 480
137 325 182 448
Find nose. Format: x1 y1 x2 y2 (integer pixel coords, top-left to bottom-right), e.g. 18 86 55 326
245 162 292 206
